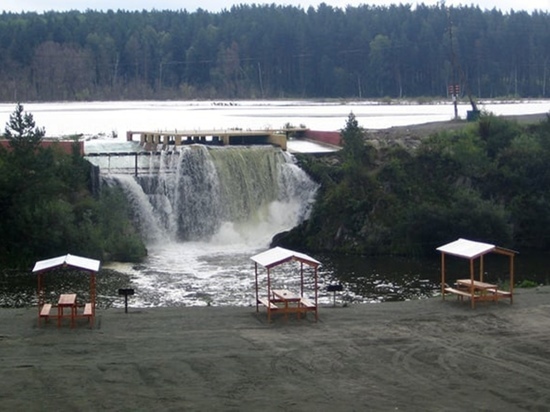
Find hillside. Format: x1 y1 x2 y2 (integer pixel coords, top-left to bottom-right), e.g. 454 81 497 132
282 111 550 256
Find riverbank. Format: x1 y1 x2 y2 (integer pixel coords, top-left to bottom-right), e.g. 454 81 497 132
2 287 550 411
363 111 550 149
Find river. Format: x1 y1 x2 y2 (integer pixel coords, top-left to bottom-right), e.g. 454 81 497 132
1 99 549 308
1 99 549 137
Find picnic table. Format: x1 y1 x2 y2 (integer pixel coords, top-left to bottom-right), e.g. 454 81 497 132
272 289 301 319
445 279 513 308
57 293 77 328
457 279 497 294
255 289 318 322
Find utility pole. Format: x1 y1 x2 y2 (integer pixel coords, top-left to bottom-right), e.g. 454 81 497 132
158 62 163 91
447 6 459 120
257 62 264 98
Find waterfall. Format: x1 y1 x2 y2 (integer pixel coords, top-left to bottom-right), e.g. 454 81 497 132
104 145 318 247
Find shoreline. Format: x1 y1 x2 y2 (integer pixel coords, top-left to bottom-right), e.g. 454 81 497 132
2 287 550 411
363 111 550 149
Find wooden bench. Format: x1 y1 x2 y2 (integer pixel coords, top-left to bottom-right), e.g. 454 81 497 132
444 287 472 300
39 303 52 320
40 303 53 317
257 297 278 310
38 303 53 326
83 303 93 316
299 298 317 319
82 303 94 327
492 289 513 303
299 297 316 309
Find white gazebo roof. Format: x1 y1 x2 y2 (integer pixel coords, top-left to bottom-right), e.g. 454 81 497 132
251 246 321 269
436 238 496 259
32 254 101 273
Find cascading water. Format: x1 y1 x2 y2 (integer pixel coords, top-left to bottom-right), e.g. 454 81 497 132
102 145 319 307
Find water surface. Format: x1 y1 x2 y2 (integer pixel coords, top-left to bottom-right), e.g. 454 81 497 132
1 100 549 308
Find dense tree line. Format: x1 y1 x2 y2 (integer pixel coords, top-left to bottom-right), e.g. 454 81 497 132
0 104 147 268
0 4 549 101
279 113 550 256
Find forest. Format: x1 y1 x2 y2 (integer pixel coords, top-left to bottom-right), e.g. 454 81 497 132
0 4 549 101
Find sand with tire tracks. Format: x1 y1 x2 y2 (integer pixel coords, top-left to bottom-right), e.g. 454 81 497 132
1 286 550 411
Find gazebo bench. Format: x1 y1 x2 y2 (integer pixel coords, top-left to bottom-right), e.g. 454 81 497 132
83 303 93 317
80 303 94 327
258 297 278 310
39 303 53 326
491 289 513 303
299 297 316 309
40 303 53 318
444 287 472 300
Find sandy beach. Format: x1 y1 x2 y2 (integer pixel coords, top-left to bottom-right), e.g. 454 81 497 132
2 287 550 412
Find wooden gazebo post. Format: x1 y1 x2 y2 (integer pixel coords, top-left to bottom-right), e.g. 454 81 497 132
300 262 304 297
254 262 259 313
441 252 446 300
510 254 515 303
480 255 484 282
37 272 43 325
90 271 96 323
314 264 318 321
266 267 272 323
469 258 475 308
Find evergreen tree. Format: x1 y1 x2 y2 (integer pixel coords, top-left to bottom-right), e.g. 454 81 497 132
341 112 366 167
3 103 45 153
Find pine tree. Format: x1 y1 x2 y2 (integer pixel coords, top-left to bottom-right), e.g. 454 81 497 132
341 112 365 164
3 103 45 153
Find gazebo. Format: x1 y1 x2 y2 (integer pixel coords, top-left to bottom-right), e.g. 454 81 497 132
32 254 101 327
437 238 516 308
251 246 320 322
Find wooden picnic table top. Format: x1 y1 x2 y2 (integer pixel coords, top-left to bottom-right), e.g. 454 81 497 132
272 289 300 301
58 293 77 306
456 279 497 290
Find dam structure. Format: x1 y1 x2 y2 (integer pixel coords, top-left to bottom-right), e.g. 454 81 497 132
125 127 309 152
86 127 337 176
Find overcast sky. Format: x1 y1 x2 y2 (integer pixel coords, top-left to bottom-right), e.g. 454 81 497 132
2 1 548 14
